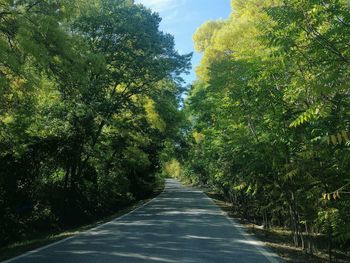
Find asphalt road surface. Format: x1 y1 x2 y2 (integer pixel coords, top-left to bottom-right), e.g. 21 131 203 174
3 179 281 263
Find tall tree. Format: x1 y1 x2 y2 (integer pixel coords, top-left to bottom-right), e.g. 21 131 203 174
177 0 350 259
0 0 190 245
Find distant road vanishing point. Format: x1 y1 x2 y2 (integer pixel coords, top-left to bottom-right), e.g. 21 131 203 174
2 179 281 263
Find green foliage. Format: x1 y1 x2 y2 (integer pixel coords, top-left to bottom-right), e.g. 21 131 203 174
0 0 190 246
164 159 182 179
178 0 350 257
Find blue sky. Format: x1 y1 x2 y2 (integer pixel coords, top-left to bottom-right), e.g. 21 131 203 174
134 0 232 84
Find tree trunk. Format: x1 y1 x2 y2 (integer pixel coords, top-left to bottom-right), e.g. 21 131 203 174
305 221 315 255
64 164 70 190
328 225 333 263
296 211 304 250
290 205 299 247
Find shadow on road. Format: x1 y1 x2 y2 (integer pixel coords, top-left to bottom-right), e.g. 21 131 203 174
6 180 280 263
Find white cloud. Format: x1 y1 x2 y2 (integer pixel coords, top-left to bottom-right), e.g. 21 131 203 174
135 0 185 13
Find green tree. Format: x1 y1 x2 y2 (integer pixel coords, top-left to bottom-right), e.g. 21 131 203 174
178 0 350 260
0 0 190 245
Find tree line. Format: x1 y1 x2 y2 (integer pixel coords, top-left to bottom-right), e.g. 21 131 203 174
0 0 190 246
169 0 350 260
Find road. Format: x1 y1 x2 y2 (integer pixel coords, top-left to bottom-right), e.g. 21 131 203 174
3 179 281 263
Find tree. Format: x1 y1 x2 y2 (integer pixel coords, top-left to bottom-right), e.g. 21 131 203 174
178 0 350 259
0 0 190 245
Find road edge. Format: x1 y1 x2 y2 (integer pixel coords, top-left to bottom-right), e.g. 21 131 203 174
197 186 283 263
0 186 166 263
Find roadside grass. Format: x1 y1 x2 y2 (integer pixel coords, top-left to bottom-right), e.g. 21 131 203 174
204 191 350 263
0 183 164 262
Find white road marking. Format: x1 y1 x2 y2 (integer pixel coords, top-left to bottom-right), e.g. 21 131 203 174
1 190 164 263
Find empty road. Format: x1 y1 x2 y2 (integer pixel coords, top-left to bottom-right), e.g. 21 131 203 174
3 179 281 263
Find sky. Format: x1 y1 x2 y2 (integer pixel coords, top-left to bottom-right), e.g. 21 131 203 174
134 0 232 85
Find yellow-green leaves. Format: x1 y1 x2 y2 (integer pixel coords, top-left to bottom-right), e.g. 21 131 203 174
144 98 166 132
289 106 321 128
323 192 341 201
193 131 205 144
193 0 273 82
327 131 350 145
164 159 182 178
0 114 14 125
123 146 151 168
193 20 224 53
